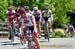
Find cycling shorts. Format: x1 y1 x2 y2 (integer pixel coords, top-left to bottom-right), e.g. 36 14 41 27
43 17 51 25
23 26 34 34
35 16 40 24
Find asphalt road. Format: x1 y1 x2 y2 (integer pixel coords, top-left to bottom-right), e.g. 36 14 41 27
0 37 75 49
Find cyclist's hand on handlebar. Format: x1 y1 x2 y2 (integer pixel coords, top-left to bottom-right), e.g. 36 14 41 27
33 28 37 33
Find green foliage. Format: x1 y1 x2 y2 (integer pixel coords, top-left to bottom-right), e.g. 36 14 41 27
53 15 70 28
0 0 75 28
51 29 65 38
0 0 8 21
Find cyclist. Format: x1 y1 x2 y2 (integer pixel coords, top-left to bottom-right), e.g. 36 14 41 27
6 7 15 41
20 8 40 49
32 7 42 37
64 25 69 37
69 25 75 37
24 6 32 14
42 6 53 37
64 24 75 37
15 7 23 36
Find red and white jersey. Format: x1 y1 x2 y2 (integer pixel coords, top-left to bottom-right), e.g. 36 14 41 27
32 10 41 17
6 10 15 22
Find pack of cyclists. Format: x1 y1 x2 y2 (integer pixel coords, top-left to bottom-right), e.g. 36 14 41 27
6 5 75 49
6 6 53 49
64 24 75 37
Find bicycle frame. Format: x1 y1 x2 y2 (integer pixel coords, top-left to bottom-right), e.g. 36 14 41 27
44 20 50 42
9 22 15 42
20 26 38 49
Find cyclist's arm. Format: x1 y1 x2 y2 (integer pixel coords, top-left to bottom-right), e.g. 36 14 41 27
39 11 42 22
31 15 37 30
20 20 24 33
51 14 53 23
13 13 17 24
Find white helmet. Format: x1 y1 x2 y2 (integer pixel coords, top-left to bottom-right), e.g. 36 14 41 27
33 7 38 11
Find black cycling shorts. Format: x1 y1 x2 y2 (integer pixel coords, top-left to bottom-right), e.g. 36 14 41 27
43 17 49 21
23 26 34 34
35 16 40 22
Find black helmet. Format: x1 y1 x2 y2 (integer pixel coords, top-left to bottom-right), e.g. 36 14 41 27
15 7 21 12
44 6 49 10
24 6 29 10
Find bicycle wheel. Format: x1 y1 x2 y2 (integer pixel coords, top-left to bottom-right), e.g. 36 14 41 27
32 37 41 49
9 27 12 40
20 33 26 45
45 30 50 42
11 23 15 42
32 41 38 49
28 40 32 49
46 22 50 42
27 39 39 49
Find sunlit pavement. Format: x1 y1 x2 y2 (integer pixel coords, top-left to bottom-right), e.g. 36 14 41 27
0 37 75 49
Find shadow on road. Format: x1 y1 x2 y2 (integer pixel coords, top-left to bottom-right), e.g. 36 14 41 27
0 41 9 43
40 40 48 43
1 42 22 46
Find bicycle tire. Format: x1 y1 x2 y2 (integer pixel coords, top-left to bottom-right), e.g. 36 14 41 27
46 21 50 42
10 23 15 42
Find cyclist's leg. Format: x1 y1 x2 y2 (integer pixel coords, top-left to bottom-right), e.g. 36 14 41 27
11 22 15 42
8 22 12 40
48 17 53 32
43 20 47 35
33 38 40 49
35 16 41 37
32 33 40 49
18 22 22 35
28 26 40 49
37 21 41 37
16 17 22 35
8 25 12 39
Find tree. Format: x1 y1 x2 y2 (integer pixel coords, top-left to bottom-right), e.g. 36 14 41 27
0 0 8 21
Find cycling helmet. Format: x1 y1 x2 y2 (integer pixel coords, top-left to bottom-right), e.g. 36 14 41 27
8 7 13 11
33 7 38 11
15 7 21 13
24 6 29 10
44 6 49 10
20 8 26 14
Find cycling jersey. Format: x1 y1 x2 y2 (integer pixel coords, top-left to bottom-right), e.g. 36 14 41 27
22 13 33 27
17 15 22 22
32 10 41 22
42 10 52 17
6 10 15 22
42 10 53 25
69 25 74 31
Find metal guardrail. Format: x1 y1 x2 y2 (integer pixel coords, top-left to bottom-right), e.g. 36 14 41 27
0 31 8 34
0 22 8 36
